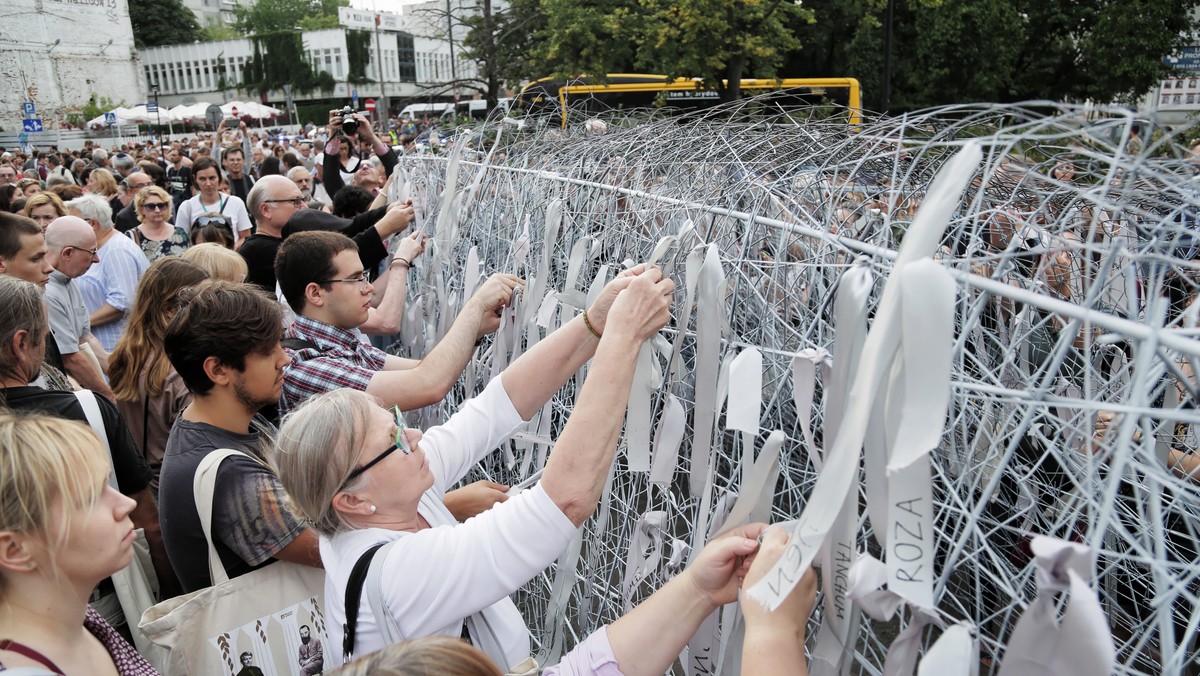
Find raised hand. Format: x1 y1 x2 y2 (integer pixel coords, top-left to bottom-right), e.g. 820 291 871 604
603 265 675 342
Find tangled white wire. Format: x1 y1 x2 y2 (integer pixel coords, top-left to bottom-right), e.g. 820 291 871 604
391 96 1200 675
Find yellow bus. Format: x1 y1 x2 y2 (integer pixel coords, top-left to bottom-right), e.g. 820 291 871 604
515 74 862 127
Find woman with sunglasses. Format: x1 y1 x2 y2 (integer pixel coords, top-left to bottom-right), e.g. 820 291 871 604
128 186 189 262
273 265 675 671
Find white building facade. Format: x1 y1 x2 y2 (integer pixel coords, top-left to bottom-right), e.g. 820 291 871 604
0 0 144 134
136 8 477 120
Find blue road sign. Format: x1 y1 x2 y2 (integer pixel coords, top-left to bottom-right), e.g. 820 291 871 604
21 102 35 117
104 112 117 126
147 101 158 113
352 89 359 108
21 118 43 133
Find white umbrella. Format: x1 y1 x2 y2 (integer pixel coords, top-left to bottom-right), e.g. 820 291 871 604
222 100 282 120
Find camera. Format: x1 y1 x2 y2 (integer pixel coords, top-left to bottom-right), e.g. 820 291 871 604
337 106 364 136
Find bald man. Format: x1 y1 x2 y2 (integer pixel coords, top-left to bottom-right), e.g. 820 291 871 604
45 216 113 398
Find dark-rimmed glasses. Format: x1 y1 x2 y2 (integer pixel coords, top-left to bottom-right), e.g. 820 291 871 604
316 273 369 288
142 201 169 211
342 405 409 487
264 197 306 208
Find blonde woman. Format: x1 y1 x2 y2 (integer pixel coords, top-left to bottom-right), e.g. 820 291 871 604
182 242 248 282
87 168 118 199
109 257 210 492
22 191 66 231
0 412 157 675
129 186 188 262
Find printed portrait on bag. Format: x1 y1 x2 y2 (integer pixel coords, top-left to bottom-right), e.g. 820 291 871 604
208 597 330 676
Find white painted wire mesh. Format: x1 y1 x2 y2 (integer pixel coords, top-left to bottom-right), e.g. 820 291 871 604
391 97 1200 675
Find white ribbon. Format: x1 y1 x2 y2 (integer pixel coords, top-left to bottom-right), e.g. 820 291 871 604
745 141 983 611
649 394 686 488
433 139 464 256
811 262 872 676
791 348 831 470
690 244 725 499
997 537 1115 676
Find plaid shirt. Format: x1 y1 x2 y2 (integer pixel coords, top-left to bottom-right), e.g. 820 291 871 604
280 315 388 414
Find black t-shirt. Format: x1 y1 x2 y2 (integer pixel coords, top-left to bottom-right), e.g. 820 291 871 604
0 386 152 496
114 203 140 233
238 233 283 294
166 165 191 198
159 416 306 593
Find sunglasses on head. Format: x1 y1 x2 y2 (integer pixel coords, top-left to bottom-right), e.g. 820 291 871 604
195 214 232 228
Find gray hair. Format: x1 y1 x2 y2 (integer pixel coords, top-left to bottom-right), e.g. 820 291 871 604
286 166 310 180
91 148 108 162
246 175 292 221
65 193 114 231
112 154 135 173
272 388 378 537
45 175 71 189
0 276 46 381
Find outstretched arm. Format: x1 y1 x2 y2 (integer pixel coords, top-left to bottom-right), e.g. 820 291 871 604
538 267 675 526
741 527 817 676
499 264 649 419
600 524 766 676
366 273 521 410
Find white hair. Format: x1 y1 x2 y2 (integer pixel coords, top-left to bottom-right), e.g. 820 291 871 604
65 193 114 231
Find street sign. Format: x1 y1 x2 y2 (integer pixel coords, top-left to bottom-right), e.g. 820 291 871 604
147 101 158 113
365 98 376 113
21 102 35 117
21 118 43 132
352 90 359 108
205 104 222 127
104 112 117 126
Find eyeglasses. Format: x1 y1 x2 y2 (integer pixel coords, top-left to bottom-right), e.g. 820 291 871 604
63 245 99 258
343 405 410 486
142 202 169 211
264 197 306 208
316 273 369 288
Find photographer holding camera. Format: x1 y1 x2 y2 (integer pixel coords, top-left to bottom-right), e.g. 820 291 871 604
322 107 399 202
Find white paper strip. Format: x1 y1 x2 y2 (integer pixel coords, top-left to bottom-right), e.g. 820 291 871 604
726 348 762 435
745 141 983 611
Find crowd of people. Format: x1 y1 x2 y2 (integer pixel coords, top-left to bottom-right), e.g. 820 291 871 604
0 109 819 675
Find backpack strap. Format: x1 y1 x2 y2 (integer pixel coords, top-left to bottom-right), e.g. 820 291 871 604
73 389 117 490
342 542 387 662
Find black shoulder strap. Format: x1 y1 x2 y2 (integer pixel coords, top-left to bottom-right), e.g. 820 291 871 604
280 337 318 352
343 542 387 661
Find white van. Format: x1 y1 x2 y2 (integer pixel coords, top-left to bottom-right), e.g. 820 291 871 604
398 103 454 120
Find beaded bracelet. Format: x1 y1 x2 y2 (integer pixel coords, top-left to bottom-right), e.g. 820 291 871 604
583 309 602 339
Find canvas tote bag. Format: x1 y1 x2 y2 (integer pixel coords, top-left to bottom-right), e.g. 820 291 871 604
73 389 168 672
140 449 331 676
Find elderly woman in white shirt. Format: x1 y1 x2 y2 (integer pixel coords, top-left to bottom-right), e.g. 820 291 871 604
273 265 675 671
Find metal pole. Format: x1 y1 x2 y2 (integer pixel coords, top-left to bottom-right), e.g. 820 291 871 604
153 83 166 159
882 0 895 112
446 0 457 102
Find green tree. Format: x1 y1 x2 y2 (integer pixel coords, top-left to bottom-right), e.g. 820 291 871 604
128 0 204 48
460 0 549 107
788 0 1199 111
531 0 812 102
233 0 347 35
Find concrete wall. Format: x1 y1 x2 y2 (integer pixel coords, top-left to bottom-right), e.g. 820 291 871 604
1 0 144 134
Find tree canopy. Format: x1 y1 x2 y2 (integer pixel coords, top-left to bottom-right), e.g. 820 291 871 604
785 0 1200 110
232 0 348 36
128 0 204 48
461 0 1197 110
